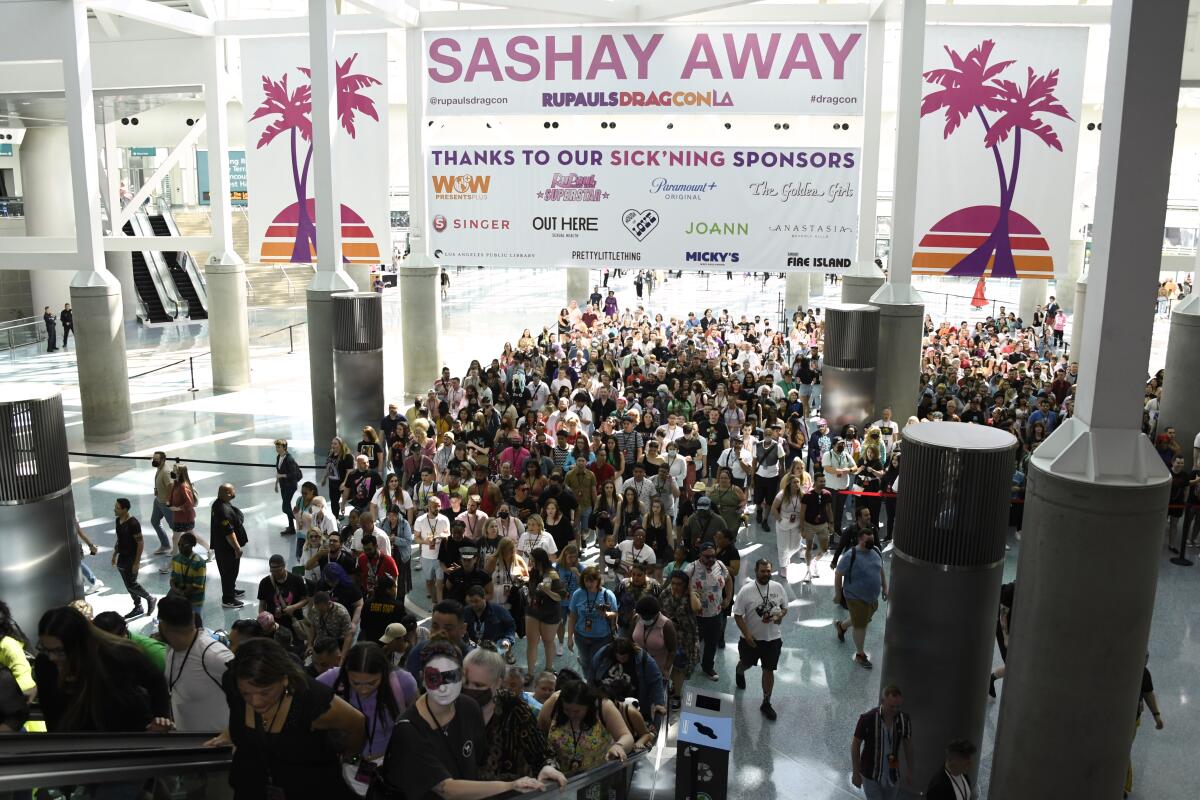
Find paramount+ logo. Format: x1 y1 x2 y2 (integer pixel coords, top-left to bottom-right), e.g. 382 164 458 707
685 251 740 263
431 174 491 200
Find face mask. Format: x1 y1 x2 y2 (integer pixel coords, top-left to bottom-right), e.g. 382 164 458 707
499 511 510 519
640 614 657 626
462 686 494 707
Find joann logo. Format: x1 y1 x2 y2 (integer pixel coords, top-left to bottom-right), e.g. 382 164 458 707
685 221 749 235
431 174 491 200
685 251 740 263
538 173 608 202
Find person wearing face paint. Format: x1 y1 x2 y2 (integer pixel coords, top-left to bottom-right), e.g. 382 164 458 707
462 646 568 787
317 642 416 796
375 639 545 798
733 559 788 721
204 637 366 799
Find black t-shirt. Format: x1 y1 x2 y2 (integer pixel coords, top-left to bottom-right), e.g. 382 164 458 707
544 516 575 552
114 517 143 563
380 697 487 799
439 535 469 567
316 548 359 576
330 580 363 613
345 469 384 506
358 440 383 466
1188 470 1200 504
1169 468 1189 515
446 567 492 605
359 596 407 643
677 437 702 459
802 489 832 525
257 573 308 627
697 418 729 453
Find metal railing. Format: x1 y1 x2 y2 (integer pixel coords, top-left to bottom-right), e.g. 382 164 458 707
0 195 24 218
256 321 307 354
0 315 46 356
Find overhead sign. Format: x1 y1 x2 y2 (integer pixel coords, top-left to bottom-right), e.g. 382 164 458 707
196 149 248 207
423 25 866 116
911 26 1086 282
129 147 157 157
426 145 860 272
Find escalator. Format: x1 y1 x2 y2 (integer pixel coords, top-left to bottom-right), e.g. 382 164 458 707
147 211 209 320
122 220 175 324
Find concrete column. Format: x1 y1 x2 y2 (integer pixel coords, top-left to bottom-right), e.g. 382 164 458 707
70 273 133 440
567 268 590 305
306 0 357 442
1057 239 1085 314
843 15 886 304
346 264 373 293
1158 293 1200 468
784 272 809 313
1070 271 1088 357
203 34 251 393
809 272 823 298
1017 279 1047 323
989 1 1186 797
869 0 925 421
206 263 251 392
103 251 137 322
20 127 76 314
401 265 443 395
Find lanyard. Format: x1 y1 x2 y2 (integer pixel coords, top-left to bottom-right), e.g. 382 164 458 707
168 631 199 693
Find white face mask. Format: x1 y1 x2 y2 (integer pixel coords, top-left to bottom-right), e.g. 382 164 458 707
425 656 462 706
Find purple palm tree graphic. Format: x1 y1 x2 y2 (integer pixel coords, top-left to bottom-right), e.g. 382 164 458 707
250 54 381 263
921 40 1073 279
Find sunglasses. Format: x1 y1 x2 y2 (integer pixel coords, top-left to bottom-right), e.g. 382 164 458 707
423 667 462 690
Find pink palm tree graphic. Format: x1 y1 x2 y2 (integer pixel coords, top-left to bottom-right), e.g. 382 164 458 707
921 40 1073 279
250 54 382 263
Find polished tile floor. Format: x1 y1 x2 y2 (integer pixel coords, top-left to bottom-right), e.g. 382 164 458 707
3 269 1193 799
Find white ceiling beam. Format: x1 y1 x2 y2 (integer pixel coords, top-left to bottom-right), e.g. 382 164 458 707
686 3 871 22
344 0 418 27
94 10 120 38
420 9 635 28
103 236 216 252
216 12 399 37
187 0 218 18
870 0 890 22
88 0 214 37
487 1 637 21
927 4 1109 24
115 115 207 229
635 0 756 23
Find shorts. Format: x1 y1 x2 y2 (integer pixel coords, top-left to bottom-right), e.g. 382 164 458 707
802 521 830 544
797 384 813 399
738 637 782 670
171 520 195 534
847 599 879 629
422 556 443 579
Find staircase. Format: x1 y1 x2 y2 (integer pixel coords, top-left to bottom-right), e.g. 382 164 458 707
122 221 173 324
147 214 207 320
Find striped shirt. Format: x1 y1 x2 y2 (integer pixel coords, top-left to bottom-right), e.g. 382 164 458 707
170 553 207 609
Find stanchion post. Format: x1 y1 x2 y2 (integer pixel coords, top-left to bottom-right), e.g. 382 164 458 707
188 357 198 394
289 325 294 354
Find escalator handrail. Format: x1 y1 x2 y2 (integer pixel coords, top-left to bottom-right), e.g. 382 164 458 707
156 210 210 314
131 212 185 318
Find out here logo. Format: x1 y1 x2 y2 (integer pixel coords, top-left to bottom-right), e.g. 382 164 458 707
432 174 492 200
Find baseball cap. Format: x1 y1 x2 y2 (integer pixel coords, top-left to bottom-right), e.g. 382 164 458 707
268 554 286 568
379 623 407 644
696 496 713 509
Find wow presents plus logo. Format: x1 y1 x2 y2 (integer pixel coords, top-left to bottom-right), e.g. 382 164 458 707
538 173 609 202
431 174 492 200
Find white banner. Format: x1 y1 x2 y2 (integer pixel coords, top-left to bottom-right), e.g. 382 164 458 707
426 145 860 272
424 25 866 116
912 26 1087 281
240 34 390 267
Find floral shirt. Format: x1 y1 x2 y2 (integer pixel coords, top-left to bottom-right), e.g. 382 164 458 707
683 560 730 618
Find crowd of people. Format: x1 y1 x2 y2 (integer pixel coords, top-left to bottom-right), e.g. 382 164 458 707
1 282 1179 800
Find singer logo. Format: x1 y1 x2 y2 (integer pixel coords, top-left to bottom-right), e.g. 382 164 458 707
431 174 492 200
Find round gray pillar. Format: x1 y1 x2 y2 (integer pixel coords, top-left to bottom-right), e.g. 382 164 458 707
0 384 82 634
206 261 251 392
400 264 443 397
20 127 75 315
103 251 137 323
1056 240 1085 315
880 421 1016 789
1018 279 1047 323
1071 274 1088 358
70 273 133 441
784 272 809 313
1158 294 1200 467
989 429 1169 799
872 300 925 420
307 288 340 447
333 292 385 437
345 264 373 293
567 268 590 305
822 303 879 430
809 271 824 298
841 274 885 304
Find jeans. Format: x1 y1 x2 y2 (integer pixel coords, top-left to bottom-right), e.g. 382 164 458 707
280 481 298 533
116 562 152 607
216 549 241 603
328 479 343 518
151 499 173 549
861 778 900 800
883 497 898 541
81 559 96 585
575 634 608 681
697 614 723 674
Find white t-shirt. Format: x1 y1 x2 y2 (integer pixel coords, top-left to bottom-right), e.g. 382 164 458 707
414 513 450 560
371 488 414 518
616 539 657 574
872 418 899 448
733 579 788 642
164 633 233 732
824 449 854 490
517 531 557 561
348 526 391 555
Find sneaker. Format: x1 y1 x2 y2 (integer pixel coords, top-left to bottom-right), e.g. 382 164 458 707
812 563 820 579
280 529 295 536
669 696 681 711
206 551 214 562
414 561 423 571
855 653 873 669
222 599 245 609
735 666 746 690
761 520 771 532
556 640 564 657
153 546 171 555
802 568 812 584
84 583 100 595
704 669 719 682
146 596 157 617
123 606 145 620
760 702 777 721
835 621 846 643
233 589 246 597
